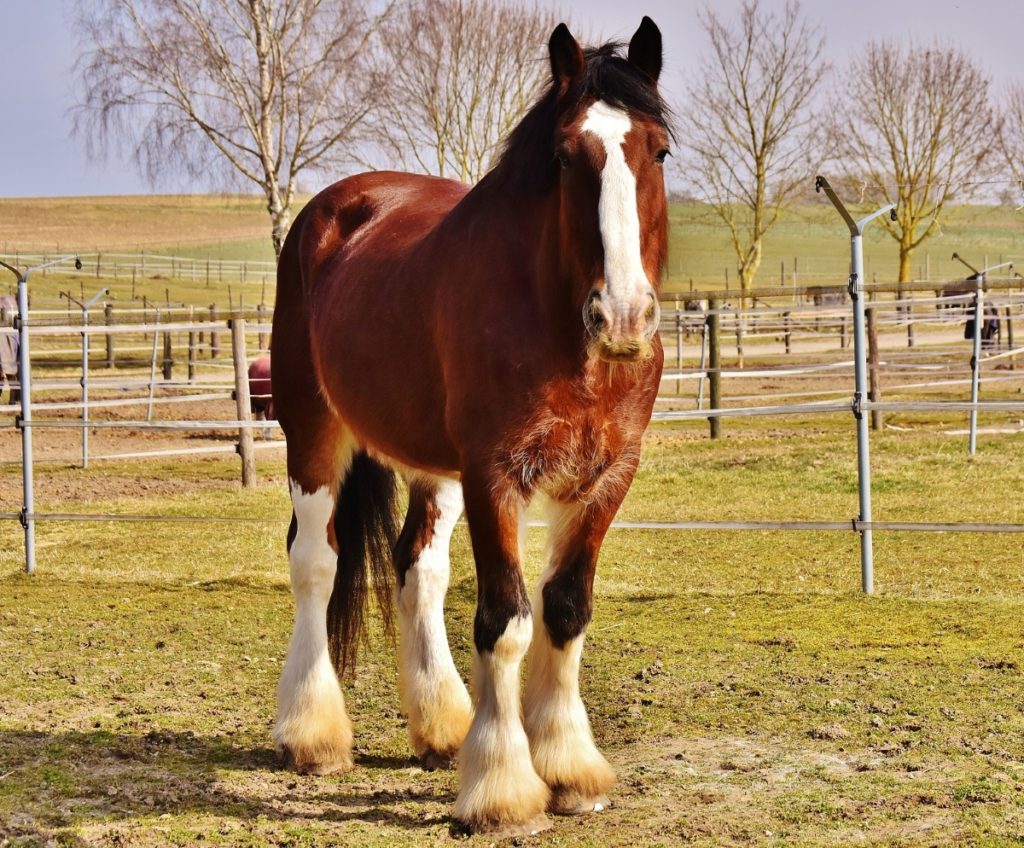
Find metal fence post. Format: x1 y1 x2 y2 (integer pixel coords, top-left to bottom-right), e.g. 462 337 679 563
231 317 257 487
708 298 721 439
968 274 984 456
817 176 894 595
17 273 35 573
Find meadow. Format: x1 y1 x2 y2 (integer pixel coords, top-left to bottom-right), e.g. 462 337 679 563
3 194 1023 298
1 417 1023 847
1 194 1023 846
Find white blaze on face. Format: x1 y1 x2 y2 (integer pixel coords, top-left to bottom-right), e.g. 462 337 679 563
580 100 649 311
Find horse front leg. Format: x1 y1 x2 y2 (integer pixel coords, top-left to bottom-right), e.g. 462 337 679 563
524 498 617 815
452 469 550 835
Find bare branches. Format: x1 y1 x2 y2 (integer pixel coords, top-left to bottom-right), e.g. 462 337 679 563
999 83 1024 203
830 41 999 281
364 0 558 184
679 0 826 297
73 0 388 257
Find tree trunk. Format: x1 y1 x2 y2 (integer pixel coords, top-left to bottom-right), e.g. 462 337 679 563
898 243 913 283
267 194 290 261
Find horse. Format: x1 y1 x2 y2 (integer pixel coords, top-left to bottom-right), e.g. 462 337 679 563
270 18 670 836
0 296 20 405
247 354 274 438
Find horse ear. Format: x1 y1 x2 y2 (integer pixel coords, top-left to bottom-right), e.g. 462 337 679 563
628 16 662 83
549 23 584 89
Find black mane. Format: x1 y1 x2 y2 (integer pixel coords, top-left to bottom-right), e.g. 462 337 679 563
486 42 674 194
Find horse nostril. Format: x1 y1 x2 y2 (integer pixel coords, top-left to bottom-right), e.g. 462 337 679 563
588 296 606 330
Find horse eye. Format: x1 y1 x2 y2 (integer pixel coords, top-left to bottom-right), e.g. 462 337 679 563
655 149 670 164
556 149 570 169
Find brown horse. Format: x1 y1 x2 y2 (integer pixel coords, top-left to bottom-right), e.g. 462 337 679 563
271 18 671 836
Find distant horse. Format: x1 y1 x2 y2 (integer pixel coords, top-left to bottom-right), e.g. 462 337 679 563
247 354 274 438
0 296 19 405
271 19 669 836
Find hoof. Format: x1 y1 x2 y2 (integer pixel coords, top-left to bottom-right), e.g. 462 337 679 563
279 744 353 776
549 787 610 816
420 748 457 771
463 813 553 839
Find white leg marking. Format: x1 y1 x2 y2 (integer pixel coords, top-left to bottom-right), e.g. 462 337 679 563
581 101 649 308
453 615 550 831
524 500 614 812
273 481 353 773
397 479 472 762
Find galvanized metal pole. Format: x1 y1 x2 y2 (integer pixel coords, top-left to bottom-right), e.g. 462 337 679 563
17 272 35 573
849 234 874 594
147 310 161 421
968 273 984 456
81 308 89 467
816 176 894 595
696 319 708 410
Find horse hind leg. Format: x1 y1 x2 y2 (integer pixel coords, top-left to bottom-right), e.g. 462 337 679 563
274 418 357 775
395 477 472 769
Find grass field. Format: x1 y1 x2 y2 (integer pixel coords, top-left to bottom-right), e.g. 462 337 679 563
2 193 1023 845
3 194 1023 303
2 414 1023 847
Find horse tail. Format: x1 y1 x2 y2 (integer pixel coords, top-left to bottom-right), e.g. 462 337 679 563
327 451 400 678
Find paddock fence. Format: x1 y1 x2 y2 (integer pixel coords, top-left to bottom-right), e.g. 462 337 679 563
2 253 1023 583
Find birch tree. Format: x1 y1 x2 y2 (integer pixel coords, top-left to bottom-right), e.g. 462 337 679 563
680 0 826 300
831 42 998 282
74 0 389 258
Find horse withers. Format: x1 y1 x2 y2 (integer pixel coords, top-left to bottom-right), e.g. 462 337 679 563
270 18 671 836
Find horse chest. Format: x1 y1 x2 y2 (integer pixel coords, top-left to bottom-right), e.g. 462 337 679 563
499 407 633 505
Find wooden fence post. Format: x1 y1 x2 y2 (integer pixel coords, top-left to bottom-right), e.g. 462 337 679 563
1005 306 1014 371
866 306 882 432
708 297 721 439
210 303 220 358
231 316 257 487
257 303 268 352
162 330 173 381
104 303 114 368
188 305 197 383
784 311 791 354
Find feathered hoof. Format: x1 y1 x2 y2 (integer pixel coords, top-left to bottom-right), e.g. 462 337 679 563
457 812 553 838
279 742 353 776
549 787 610 815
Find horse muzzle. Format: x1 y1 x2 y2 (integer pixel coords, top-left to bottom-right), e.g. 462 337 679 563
583 286 660 363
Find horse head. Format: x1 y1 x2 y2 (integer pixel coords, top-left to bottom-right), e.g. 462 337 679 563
548 18 670 363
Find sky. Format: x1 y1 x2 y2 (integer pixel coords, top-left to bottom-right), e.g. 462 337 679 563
1 0 1021 198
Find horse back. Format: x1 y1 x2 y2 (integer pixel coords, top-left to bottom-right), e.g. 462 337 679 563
273 172 470 472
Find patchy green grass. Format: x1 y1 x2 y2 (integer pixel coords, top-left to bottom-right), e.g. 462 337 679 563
1 419 1023 846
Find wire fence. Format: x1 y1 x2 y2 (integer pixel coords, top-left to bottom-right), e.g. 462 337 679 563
3 257 1024 582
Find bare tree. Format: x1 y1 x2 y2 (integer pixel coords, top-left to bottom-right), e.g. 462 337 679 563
367 0 559 183
999 83 1024 202
74 0 389 258
679 0 826 300
831 41 998 282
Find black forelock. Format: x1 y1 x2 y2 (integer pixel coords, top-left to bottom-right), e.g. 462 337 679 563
485 41 674 195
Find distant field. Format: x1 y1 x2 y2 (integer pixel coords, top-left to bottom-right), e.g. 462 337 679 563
2 194 1023 301
0 195 281 262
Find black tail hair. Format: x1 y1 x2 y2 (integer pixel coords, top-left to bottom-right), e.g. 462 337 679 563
327 452 400 678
